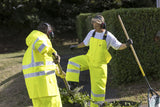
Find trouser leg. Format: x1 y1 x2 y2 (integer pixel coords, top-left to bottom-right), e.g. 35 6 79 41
90 64 107 107
32 94 62 107
66 55 89 82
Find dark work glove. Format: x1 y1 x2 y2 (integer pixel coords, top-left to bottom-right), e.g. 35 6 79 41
70 45 78 50
53 54 60 64
126 39 133 47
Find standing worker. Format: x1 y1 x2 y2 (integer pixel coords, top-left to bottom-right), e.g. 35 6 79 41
66 15 133 107
22 23 65 107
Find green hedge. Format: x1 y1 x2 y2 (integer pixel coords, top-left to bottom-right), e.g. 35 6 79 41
76 13 93 41
76 8 160 84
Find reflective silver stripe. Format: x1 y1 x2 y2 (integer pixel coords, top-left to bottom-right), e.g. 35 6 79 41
38 43 46 53
32 38 39 63
23 61 55 69
24 70 55 78
94 101 104 105
46 70 55 75
23 38 40 69
46 61 55 65
24 71 45 78
68 61 80 68
67 69 80 73
91 91 105 97
23 62 44 69
33 38 39 50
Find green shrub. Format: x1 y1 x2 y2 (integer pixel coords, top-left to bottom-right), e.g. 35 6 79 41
60 88 90 107
76 8 160 84
76 13 93 41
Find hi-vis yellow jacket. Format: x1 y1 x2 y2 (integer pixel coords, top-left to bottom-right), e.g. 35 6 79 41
22 30 59 99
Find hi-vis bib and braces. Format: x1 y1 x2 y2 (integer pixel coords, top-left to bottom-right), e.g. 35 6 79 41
66 30 112 107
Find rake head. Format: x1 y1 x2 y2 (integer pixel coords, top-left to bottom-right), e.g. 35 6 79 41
68 85 84 96
148 88 160 107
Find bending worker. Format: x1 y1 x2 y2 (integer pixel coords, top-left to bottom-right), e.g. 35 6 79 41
22 23 65 107
66 15 133 107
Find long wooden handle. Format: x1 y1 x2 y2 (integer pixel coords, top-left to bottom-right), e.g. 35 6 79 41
118 15 145 77
57 63 71 91
52 53 71 91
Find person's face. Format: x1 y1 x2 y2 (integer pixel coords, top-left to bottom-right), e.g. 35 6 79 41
154 36 160 46
155 36 160 42
92 22 101 30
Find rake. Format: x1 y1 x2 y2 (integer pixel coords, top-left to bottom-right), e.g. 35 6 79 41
118 15 160 107
52 53 83 96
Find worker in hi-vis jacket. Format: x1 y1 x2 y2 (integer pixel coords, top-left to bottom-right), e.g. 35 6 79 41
22 23 65 107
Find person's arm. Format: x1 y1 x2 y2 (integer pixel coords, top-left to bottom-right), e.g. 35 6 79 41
77 42 86 48
107 32 133 50
70 30 94 50
118 44 127 50
34 37 56 55
70 42 86 49
118 39 133 50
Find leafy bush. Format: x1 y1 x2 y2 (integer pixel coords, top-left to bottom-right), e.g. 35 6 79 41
76 13 93 41
60 88 90 107
60 88 141 107
104 101 141 107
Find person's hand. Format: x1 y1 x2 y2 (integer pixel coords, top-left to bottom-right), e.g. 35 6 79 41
70 45 78 50
53 54 60 64
126 39 133 47
59 71 66 78
55 68 66 78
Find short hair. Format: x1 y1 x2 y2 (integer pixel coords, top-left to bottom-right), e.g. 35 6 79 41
37 22 52 34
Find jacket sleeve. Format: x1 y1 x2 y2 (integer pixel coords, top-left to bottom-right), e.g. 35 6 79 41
34 38 57 56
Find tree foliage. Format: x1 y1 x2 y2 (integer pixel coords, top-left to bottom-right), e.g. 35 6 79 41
0 0 156 27
0 0 156 43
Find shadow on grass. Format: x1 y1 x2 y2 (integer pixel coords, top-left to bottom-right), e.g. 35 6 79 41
0 72 23 86
6 55 24 58
0 72 32 107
